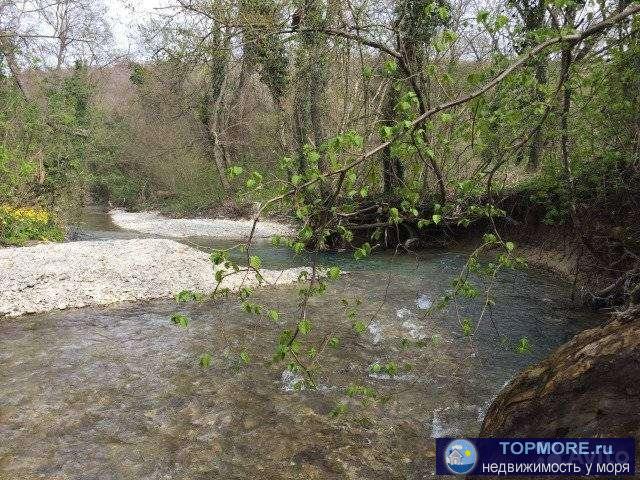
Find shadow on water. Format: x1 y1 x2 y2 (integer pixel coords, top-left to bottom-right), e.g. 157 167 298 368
0 207 603 479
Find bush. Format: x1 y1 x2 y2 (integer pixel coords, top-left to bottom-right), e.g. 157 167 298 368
0 205 64 246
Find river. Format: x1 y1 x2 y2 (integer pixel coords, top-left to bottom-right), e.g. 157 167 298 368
0 207 602 479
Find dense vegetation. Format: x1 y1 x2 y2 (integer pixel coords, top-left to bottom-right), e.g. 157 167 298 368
1 0 639 389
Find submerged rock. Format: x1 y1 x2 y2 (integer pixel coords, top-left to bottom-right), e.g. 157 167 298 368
0 239 307 317
480 310 640 449
416 294 432 310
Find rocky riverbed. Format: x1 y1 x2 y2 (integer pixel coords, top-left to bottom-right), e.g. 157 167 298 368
0 238 306 317
110 209 295 239
0 208 609 479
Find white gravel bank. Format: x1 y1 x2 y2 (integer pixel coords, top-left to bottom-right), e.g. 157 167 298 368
110 209 295 239
0 239 306 317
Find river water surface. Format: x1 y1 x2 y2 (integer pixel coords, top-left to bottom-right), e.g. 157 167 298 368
0 208 602 479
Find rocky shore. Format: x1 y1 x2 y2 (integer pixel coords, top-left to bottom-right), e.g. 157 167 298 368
0 238 305 317
110 209 295 239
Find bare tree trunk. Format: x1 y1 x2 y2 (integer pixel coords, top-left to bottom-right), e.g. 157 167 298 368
511 0 548 171
391 0 447 202
526 56 548 171
273 96 290 157
292 0 334 177
203 116 231 191
559 6 578 223
292 61 311 173
381 83 403 194
560 54 573 184
0 35 26 97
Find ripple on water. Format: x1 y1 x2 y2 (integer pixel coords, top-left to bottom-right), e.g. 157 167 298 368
416 294 432 310
0 232 604 478
402 320 427 340
368 321 383 344
431 404 485 438
280 369 305 392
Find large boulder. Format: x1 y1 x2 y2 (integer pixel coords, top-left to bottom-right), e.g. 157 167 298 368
479 308 640 474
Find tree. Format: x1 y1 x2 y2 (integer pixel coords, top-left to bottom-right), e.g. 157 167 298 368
508 0 548 170
380 0 451 198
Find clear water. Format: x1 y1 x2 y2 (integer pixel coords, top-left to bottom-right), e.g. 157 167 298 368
0 207 602 479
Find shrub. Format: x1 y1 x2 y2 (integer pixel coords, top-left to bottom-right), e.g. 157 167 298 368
0 205 64 246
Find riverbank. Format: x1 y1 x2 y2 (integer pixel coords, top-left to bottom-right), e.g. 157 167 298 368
110 209 295 239
0 238 307 317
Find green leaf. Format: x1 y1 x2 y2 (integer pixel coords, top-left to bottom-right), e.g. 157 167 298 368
227 165 243 178
298 226 313 242
270 235 282 247
170 314 189 328
388 207 401 224
327 266 341 280
432 214 442 225
477 9 489 23
461 318 474 337
483 233 498 245
330 402 349 417
380 125 393 139
176 290 203 303
239 287 253 299
383 60 398 75
516 337 532 354
292 242 305 254
370 363 382 374
353 320 366 334
354 242 372 260
242 301 261 315
239 350 250 364
249 255 262 269
291 174 303 186
267 309 280 322
346 384 376 398
385 362 398 376
210 250 227 265
199 353 213 368
298 319 313 335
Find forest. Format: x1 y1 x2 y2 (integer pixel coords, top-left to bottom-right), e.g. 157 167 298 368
1 0 639 478
2 0 639 305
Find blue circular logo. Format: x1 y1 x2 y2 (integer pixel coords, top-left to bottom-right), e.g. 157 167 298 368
444 439 478 475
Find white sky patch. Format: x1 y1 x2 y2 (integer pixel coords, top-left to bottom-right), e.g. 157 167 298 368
107 0 168 53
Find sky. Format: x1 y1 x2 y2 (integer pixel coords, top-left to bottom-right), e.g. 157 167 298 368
106 0 167 53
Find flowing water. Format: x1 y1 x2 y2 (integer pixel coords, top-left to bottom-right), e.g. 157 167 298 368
0 207 602 479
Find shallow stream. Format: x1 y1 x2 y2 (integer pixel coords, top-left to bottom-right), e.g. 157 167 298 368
0 207 602 479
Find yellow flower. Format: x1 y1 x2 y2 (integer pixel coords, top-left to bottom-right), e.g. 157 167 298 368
1 205 51 224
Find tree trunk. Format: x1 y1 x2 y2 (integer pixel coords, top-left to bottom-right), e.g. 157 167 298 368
381 83 404 194
513 0 548 171
0 35 26 97
526 54 548 171
202 115 231 192
292 0 332 176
